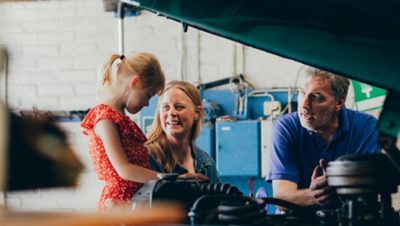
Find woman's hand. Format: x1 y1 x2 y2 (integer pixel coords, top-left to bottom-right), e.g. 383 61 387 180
179 173 209 181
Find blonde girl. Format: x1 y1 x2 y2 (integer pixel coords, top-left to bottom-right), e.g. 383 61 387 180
81 52 165 212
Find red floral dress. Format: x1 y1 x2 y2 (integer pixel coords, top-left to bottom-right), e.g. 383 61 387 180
81 104 150 212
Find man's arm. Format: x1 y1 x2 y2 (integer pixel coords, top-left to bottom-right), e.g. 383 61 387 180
272 179 316 210
272 160 335 210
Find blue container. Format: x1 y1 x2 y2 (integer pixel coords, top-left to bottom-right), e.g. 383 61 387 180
216 120 261 176
196 121 216 159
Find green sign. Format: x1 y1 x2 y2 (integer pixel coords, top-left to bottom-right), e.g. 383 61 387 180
352 80 386 112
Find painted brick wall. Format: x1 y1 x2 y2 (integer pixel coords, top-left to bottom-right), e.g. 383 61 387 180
1 0 398 212
0 0 303 112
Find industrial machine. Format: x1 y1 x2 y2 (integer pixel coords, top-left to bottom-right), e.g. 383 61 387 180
325 153 399 226
131 174 323 225
131 174 244 222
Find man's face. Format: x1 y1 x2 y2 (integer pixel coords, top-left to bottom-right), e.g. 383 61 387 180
297 76 342 131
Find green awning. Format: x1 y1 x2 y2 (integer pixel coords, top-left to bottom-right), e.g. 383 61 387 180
126 0 400 91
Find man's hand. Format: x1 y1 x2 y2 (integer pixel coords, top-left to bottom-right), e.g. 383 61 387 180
309 159 335 206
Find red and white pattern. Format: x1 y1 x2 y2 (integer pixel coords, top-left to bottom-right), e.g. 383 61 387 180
81 104 149 212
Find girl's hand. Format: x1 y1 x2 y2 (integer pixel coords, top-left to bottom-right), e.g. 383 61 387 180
179 173 209 181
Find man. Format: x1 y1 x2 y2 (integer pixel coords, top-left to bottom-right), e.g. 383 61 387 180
266 66 381 210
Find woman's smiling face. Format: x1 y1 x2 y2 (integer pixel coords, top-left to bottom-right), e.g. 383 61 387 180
159 87 200 140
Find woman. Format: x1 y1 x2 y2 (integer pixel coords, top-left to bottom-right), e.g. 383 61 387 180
146 80 220 182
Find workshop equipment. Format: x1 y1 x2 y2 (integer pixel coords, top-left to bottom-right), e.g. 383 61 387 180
230 75 252 120
132 174 320 225
196 75 242 158
131 174 243 221
216 120 260 176
326 153 399 226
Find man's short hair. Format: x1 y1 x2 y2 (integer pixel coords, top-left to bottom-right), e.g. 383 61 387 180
300 66 350 100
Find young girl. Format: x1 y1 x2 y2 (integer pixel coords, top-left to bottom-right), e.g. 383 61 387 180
81 52 165 212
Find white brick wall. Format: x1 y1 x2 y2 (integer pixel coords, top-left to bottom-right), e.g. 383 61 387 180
1 0 397 212
1 0 303 111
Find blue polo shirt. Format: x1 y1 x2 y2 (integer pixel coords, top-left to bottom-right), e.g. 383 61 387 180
266 107 381 189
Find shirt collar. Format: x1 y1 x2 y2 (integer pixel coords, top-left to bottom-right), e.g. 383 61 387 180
336 105 350 136
168 146 213 174
193 146 213 167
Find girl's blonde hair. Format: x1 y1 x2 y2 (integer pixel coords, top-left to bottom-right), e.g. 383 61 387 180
99 52 165 95
146 80 203 172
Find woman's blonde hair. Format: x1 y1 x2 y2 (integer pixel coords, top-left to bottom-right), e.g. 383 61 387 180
98 52 165 95
146 80 203 172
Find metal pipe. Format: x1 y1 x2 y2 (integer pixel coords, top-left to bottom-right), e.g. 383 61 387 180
117 1 126 55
